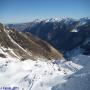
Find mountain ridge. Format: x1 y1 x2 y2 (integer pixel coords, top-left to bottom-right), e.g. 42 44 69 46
6 17 90 59
0 23 63 60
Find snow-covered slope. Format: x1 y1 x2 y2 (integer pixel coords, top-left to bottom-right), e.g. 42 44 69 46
0 46 89 90
55 55 90 90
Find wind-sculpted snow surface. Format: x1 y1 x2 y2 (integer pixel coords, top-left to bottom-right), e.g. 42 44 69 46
1 53 90 90
0 58 79 90
52 55 90 90
0 46 90 90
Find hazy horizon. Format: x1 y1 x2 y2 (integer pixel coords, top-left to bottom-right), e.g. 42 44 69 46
0 0 90 24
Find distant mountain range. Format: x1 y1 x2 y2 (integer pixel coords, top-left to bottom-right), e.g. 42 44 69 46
6 17 90 59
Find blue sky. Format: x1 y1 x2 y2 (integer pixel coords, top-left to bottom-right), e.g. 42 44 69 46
0 0 90 23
